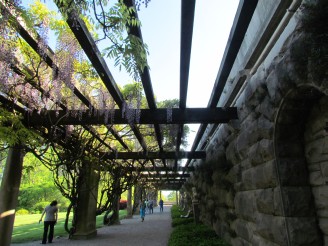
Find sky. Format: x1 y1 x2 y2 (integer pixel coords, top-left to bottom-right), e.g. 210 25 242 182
110 0 239 107
108 1 239 150
132 1 239 149
22 0 239 149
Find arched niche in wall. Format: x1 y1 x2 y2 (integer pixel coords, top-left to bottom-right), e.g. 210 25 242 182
274 85 323 245
304 93 328 244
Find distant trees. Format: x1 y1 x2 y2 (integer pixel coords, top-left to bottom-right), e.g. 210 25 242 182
17 153 70 213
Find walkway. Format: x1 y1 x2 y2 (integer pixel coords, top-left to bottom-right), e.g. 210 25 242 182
11 205 172 246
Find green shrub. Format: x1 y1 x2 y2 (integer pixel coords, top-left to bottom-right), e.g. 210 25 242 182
32 201 49 213
171 205 182 219
16 209 29 215
169 223 230 246
169 205 230 246
172 217 194 227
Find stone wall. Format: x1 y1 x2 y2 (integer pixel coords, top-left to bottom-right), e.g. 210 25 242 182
184 1 328 245
305 97 328 244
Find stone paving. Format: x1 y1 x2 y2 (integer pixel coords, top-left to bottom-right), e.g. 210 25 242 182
11 205 172 246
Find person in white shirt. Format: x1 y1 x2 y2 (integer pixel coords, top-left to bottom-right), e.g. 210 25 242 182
39 200 58 244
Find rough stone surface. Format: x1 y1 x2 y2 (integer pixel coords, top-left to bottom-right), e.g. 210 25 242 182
286 217 323 245
254 214 287 245
255 188 274 215
182 2 328 245
276 158 308 186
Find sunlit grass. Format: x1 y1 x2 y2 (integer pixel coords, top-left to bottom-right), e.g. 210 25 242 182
12 210 127 244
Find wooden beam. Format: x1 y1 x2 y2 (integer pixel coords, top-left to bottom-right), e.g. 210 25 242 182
185 0 259 173
139 173 190 178
24 107 238 126
136 166 194 172
144 178 187 183
55 2 148 152
122 0 164 153
104 151 205 160
180 0 196 109
65 17 124 107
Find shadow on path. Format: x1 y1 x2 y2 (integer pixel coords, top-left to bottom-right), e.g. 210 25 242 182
11 205 172 246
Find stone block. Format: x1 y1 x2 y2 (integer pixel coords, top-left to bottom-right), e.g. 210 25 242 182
255 188 274 215
256 115 274 139
248 139 274 166
241 160 277 190
213 188 235 208
241 111 260 130
304 103 328 141
320 161 328 178
275 61 297 96
275 108 303 126
237 101 249 123
305 137 328 163
207 199 215 212
212 218 224 237
317 208 328 218
275 141 304 158
234 191 256 222
256 96 276 121
266 70 283 106
286 217 322 245
230 237 253 246
215 207 236 224
277 158 308 186
275 123 303 142
254 214 287 244
207 145 226 164
239 158 252 170
226 139 242 165
231 219 256 242
318 218 328 236
225 191 235 208
273 187 284 216
224 164 240 185
281 186 315 216
309 170 325 186
236 132 255 160
312 186 328 210
308 163 321 172
244 76 268 109
252 235 280 246
211 171 221 186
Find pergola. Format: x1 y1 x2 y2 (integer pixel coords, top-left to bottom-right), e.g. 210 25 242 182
0 0 258 190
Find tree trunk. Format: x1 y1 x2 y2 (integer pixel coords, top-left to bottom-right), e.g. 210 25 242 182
126 188 133 219
0 145 25 246
109 177 121 225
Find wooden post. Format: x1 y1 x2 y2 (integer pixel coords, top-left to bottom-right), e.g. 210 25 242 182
0 145 25 246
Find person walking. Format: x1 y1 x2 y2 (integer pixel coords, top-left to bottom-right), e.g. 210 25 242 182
140 200 146 222
159 198 164 212
39 200 58 244
149 200 153 214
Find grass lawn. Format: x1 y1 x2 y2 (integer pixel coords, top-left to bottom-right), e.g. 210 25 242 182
11 210 127 244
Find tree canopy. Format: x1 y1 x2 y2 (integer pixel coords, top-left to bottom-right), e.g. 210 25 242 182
0 0 189 234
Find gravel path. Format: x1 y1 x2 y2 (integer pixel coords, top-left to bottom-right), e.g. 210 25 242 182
11 205 172 246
